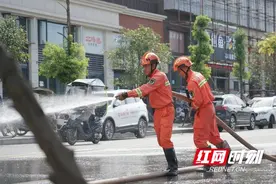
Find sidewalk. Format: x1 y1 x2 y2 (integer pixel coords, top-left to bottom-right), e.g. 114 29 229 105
0 123 193 146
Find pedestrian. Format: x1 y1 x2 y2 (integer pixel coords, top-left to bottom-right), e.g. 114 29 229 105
172 56 232 171
116 52 178 176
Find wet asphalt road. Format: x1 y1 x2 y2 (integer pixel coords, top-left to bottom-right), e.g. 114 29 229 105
0 152 275 184
0 128 276 184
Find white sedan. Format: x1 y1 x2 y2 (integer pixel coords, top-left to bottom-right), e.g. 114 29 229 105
94 90 149 140
251 97 276 129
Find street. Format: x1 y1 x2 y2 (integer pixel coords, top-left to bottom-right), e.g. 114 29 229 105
0 128 276 184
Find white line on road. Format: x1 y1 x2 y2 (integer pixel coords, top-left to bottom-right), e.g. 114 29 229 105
1 142 276 160
72 142 276 153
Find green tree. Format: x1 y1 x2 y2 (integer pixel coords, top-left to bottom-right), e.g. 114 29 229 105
0 16 29 62
188 15 213 80
39 37 89 84
257 33 276 92
232 28 250 99
107 25 172 87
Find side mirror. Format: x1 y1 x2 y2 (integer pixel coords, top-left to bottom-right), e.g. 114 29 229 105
246 103 249 107
104 86 108 90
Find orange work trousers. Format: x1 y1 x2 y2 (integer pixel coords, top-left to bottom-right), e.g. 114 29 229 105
193 103 223 148
153 103 175 149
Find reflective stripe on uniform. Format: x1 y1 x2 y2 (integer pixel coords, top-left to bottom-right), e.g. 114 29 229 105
135 88 143 97
199 79 207 88
165 81 170 86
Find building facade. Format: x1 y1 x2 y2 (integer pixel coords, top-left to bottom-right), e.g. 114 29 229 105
104 0 276 95
115 9 166 80
0 0 165 96
164 0 276 95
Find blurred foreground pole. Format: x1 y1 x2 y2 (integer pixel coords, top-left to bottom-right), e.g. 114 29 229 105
0 46 87 184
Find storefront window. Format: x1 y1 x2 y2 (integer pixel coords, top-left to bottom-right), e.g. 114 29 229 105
169 30 184 53
38 20 77 46
47 22 66 45
39 21 47 44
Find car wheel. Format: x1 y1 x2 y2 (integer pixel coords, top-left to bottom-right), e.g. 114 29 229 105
92 139 100 144
66 129 78 145
217 126 223 132
1 125 17 137
102 119 115 140
268 115 274 129
258 125 264 129
135 118 148 138
229 115 236 131
247 115 256 130
16 129 28 136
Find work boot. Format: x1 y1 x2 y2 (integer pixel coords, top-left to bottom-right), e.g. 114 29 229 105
163 148 178 176
216 140 233 167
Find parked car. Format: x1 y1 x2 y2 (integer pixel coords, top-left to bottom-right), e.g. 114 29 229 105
94 90 149 140
247 97 268 107
213 94 256 131
65 78 106 95
251 97 276 129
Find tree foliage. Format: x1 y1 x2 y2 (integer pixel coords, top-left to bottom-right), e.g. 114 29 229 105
232 29 250 80
256 33 276 91
258 33 276 56
107 25 172 87
0 16 29 62
39 35 89 84
188 15 213 80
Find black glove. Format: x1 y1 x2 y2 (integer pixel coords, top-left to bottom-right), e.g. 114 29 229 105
116 92 128 101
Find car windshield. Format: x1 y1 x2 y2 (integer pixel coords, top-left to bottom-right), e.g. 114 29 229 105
213 97 223 106
252 98 273 108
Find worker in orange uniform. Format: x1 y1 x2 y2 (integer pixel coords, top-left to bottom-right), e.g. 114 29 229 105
172 56 232 170
116 52 178 176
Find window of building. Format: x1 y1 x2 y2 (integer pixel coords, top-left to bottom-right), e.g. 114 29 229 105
234 81 239 91
38 20 77 46
47 22 66 45
169 30 184 53
39 21 47 44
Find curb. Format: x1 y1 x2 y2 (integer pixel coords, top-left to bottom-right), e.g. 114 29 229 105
0 137 36 145
0 128 193 146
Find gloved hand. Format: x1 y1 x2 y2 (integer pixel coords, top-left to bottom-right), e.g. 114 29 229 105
115 92 128 101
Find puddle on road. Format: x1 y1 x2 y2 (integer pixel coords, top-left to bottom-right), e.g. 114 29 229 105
0 154 275 184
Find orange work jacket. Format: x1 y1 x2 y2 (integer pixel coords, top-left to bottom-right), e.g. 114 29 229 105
127 69 173 109
186 70 214 110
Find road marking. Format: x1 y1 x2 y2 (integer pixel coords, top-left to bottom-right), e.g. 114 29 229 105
73 142 276 153
1 142 276 160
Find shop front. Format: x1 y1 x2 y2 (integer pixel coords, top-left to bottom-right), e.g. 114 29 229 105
82 27 105 83
207 30 236 93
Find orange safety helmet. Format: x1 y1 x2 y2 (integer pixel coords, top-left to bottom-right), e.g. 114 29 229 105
173 56 193 71
140 52 160 66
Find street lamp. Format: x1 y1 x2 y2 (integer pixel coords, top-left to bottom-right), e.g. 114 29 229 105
57 32 67 40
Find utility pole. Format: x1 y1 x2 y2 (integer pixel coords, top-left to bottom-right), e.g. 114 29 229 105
66 0 71 56
200 0 204 15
